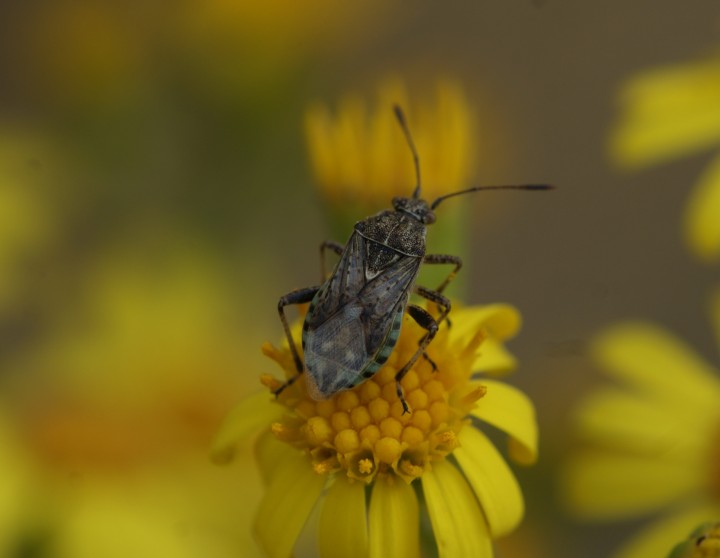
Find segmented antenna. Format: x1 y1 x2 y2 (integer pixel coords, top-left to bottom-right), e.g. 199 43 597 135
430 184 554 210
393 105 422 199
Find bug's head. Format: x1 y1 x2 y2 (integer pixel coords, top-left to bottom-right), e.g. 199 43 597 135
392 196 436 224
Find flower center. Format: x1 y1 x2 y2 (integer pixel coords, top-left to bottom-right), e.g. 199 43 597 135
261 314 486 483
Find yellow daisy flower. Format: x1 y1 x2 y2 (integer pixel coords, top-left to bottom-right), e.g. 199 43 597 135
563 292 720 558
305 78 476 210
610 55 720 261
213 303 538 557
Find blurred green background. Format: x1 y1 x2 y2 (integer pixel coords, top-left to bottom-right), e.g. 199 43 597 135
1 1 719 557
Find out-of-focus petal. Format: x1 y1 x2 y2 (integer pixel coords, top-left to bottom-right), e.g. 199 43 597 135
592 323 720 424
422 460 493 558
368 478 419 558
472 337 518 376
610 58 720 168
451 304 522 342
318 476 368 558
574 386 710 456
454 426 524 537
254 450 326 558
685 152 720 261
211 391 282 464
614 505 720 558
470 379 538 465
563 450 705 520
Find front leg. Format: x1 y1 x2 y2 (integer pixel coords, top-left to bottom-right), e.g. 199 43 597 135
319 240 344 280
276 286 320 395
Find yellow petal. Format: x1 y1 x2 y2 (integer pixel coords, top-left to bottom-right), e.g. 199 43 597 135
610 58 720 167
318 476 368 558
614 505 720 558
422 460 493 558
368 478 419 558
211 390 283 464
254 450 327 558
685 152 720 261
454 427 524 537
592 322 720 424
470 379 538 465
451 304 522 342
712 288 720 349
574 386 710 456
562 450 705 520
472 337 518 376
255 429 293 485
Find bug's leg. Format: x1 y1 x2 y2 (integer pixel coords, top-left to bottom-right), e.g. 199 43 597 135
423 254 462 294
395 304 439 414
319 240 344 280
414 285 452 336
275 286 320 396
422 254 461 327
421 352 438 372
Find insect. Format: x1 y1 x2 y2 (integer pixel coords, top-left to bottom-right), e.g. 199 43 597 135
276 105 551 413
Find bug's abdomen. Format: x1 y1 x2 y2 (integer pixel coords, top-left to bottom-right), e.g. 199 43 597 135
303 302 368 400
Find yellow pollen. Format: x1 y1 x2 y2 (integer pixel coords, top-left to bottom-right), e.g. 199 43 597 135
368 398 390 422
335 429 360 453
294 400 316 419
381 381 398 401
375 437 402 464
379 417 403 439
400 370 420 391
429 401 450 426
315 399 335 418
305 416 333 445
271 422 294 441
350 406 371 430
411 410 432 432
331 411 351 432
359 424 381 445
399 458 424 479
314 461 334 474
359 380 381 403
407 389 428 410
358 458 374 475
390 400 411 420
375 367 396 386
424 380 445 402
337 391 360 411
401 426 425 446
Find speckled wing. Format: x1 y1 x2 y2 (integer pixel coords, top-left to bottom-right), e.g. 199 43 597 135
303 233 420 400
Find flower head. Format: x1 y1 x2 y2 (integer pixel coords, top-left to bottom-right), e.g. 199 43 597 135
213 303 538 557
305 79 476 210
563 290 720 558
610 55 720 261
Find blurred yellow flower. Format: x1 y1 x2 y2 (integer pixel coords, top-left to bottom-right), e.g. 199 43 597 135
305 79 476 210
214 303 537 557
0 241 266 557
563 293 720 558
610 55 720 261
0 130 56 311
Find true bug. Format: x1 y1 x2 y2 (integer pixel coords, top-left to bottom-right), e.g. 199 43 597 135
277 105 551 413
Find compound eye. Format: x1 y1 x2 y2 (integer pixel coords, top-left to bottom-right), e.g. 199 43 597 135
424 211 436 224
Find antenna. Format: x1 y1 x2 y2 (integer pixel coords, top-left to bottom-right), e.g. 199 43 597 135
393 105 422 199
430 184 554 210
